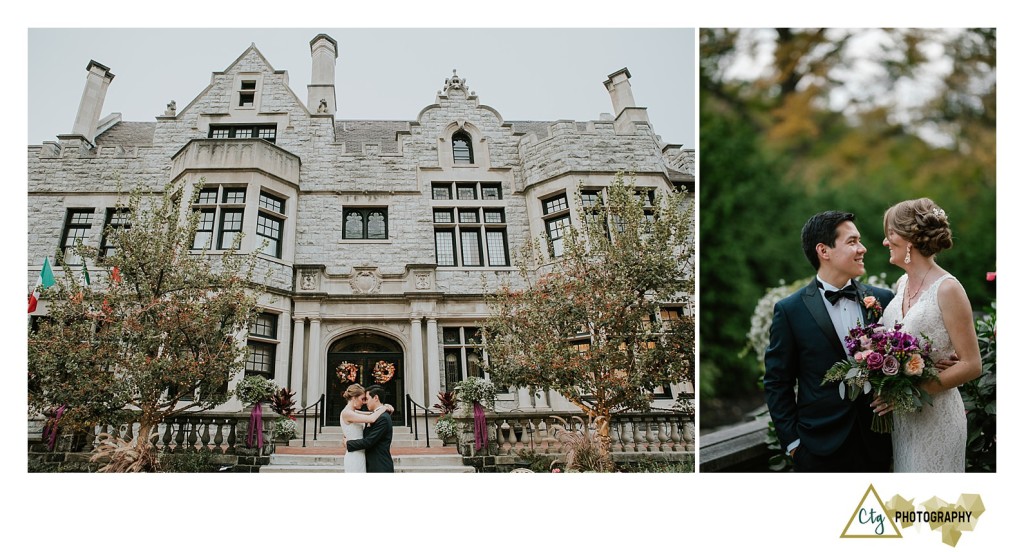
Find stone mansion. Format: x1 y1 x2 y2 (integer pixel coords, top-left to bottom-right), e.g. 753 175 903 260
27 33 694 426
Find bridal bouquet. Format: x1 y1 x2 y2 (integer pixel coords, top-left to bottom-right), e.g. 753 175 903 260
821 323 940 433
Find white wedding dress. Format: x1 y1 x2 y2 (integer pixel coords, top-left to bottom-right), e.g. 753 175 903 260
880 273 967 472
341 406 367 473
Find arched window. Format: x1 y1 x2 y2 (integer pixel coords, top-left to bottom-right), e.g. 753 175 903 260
452 130 473 164
344 211 364 239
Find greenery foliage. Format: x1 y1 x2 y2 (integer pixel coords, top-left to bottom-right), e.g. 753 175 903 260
236 375 278 406
550 416 614 473
616 457 694 473
484 174 694 444
272 418 298 441
158 449 219 473
434 415 460 443
453 377 497 410
28 181 262 471
962 303 996 472
699 29 996 405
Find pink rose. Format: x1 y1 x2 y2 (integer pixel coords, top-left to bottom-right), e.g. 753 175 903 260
859 336 872 348
882 355 900 376
864 296 877 309
904 354 924 376
552 468 561 473
866 352 884 370
854 351 866 362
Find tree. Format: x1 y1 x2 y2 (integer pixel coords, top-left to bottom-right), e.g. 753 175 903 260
483 175 694 461
28 181 261 471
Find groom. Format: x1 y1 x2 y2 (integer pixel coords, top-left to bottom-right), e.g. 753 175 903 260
346 385 395 473
764 211 895 472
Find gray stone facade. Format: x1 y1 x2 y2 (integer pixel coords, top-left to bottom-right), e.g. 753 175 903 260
27 34 694 418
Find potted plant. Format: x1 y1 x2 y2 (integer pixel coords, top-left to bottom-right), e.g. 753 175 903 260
271 418 298 445
434 415 460 445
235 375 278 449
453 377 496 413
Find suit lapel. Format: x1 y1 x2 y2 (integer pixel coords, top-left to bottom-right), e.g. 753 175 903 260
801 280 846 358
853 279 870 324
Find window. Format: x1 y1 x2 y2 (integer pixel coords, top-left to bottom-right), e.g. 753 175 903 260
256 191 285 258
239 80 256 108
442 327 483 390
246 313 278 377
432 183 452 200
59 209 94 265
99 208 130 259
452 130 474 164
432 210 507 267
191 186 245 251
208 124 277 144
541 193 571 258
342 208 388 239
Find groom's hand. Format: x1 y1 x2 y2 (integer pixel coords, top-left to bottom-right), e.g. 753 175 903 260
935 353 960 373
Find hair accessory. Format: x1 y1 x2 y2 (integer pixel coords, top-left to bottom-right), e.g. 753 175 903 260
904 245 912 265
932 207 947 221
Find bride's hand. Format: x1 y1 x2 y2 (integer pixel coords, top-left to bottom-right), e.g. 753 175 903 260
385 404 395 414
870 395 894 416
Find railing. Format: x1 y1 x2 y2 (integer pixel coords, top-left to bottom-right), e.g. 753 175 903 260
405 394 434 448
298 394 325 448
460 411 694 457
90 413 265 454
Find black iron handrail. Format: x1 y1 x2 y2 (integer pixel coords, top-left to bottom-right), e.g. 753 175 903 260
298 394 325 448
405 394 437 448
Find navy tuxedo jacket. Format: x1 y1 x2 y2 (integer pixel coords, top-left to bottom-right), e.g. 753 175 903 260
346 411 394 473
763 278 895 457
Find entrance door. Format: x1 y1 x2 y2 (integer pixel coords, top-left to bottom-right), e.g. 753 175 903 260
325 334 404 426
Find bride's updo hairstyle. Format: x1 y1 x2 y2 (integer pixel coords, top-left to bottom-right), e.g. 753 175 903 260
884 197 953 257
343 384 366 402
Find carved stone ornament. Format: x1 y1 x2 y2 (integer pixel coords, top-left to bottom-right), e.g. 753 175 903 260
300 270 320 291
444 69 466 93
414 271 431 290
350 269 382 294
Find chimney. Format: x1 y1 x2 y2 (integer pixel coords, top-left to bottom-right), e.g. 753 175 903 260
604 67 650 131
604 68 636 117
307 34 338 115
71 60 115 145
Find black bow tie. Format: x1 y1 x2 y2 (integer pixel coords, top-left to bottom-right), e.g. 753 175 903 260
822 283 858 305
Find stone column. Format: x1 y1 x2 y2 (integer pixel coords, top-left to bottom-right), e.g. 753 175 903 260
306 318 322 406
408 317 424 406
517 387 535 411
290 317 305 406
425 317 440 403
535 388 551 410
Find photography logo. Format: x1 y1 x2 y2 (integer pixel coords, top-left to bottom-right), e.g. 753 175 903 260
841 484 901 538
841 485 985 547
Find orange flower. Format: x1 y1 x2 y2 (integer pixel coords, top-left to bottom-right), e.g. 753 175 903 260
903 354 924 376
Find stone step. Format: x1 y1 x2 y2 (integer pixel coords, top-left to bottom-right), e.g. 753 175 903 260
260 464 475 474
263 447 473 473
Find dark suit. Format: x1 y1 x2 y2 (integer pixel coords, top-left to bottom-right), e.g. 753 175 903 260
763 278 895 472
346 411 394 473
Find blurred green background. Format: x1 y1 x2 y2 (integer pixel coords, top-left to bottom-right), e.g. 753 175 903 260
699 29 996 429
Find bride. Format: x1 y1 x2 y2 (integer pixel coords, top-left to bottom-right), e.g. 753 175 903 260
340 384 393 473
876 198 982 472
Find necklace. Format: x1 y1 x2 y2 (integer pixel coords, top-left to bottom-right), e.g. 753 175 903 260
904 265 936 315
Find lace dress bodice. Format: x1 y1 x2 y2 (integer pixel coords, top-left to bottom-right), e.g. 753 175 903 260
341 406 367 473
880 273 966 472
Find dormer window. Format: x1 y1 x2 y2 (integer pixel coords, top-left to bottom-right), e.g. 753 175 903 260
452 130 473 164
239 80 256 107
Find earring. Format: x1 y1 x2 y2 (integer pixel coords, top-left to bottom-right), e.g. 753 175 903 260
904 245 912 265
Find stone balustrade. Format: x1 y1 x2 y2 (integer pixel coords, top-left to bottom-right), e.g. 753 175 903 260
454 410 694 462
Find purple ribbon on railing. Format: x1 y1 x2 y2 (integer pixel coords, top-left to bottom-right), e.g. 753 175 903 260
247 401 264 449
42 404 67 451
473 401 487 451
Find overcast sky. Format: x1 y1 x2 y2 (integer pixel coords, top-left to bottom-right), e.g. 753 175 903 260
28 28 695 148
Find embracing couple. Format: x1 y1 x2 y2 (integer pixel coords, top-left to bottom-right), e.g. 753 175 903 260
340 384 395 473
764 199 982 473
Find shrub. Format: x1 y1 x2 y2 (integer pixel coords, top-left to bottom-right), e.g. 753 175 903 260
159 449 218 473
235 375 278 406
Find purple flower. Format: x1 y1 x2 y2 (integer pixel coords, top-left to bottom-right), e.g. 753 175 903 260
866 352 884 371
882 355 900 376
